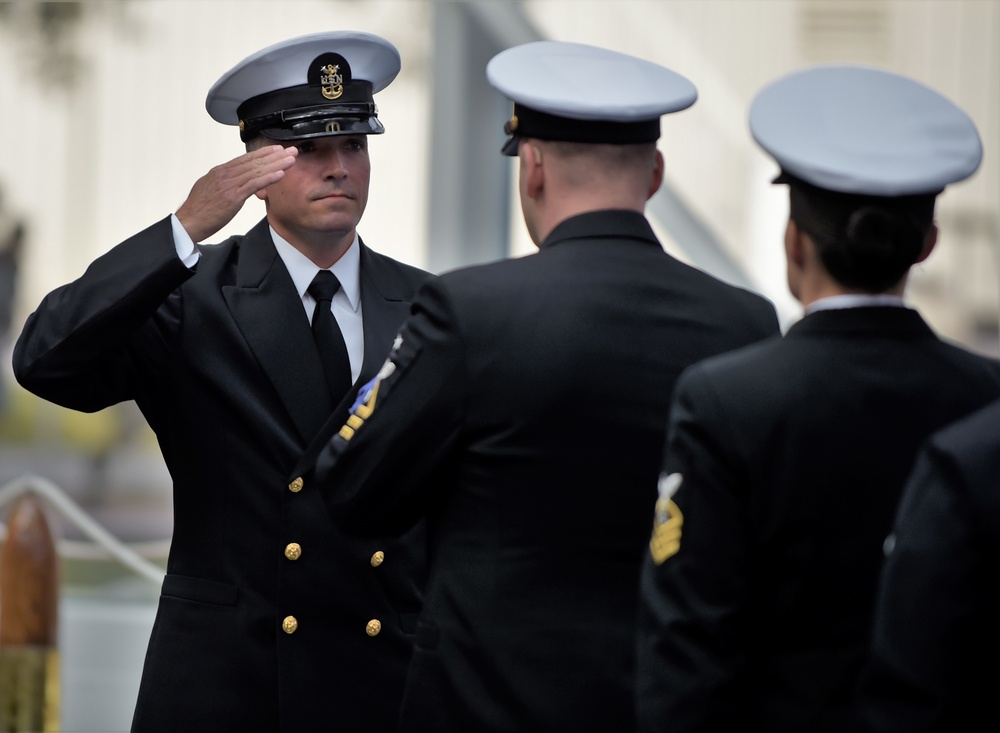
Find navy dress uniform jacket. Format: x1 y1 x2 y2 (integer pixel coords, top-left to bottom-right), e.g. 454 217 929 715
13 216 432 732
854 396 1000 733
636 306 1000 733
313 209 781 732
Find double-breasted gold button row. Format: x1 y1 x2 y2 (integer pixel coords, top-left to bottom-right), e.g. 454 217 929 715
283 542 383 569
281 615 381 637
283 477 386 639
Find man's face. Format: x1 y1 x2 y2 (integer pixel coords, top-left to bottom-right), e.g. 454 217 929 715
257 134 371 243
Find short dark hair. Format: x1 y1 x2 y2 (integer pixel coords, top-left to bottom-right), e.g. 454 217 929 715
787 176 937 292
245 134 272 153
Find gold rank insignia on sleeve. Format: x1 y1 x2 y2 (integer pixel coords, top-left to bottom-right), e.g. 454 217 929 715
338 358 396 441
649 472 684 565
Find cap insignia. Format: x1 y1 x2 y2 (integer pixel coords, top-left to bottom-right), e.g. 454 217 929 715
320 63 344 100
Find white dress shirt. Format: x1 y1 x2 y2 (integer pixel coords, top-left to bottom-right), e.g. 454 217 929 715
170 213 364 383
805 293 908 315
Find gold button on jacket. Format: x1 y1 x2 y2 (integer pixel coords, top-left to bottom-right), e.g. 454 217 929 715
370 550 384 567
285 543 302 561
288 477 304 493
282 616 298 634
366 619 381 637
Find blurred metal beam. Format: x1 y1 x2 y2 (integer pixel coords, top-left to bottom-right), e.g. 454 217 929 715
427 1 540 273
429 0 754 291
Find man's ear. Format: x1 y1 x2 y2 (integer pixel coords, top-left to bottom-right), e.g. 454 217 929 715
646 149 664 200
529 144 542 167
915 223 938 264
522 142 545 199
255 188 268 202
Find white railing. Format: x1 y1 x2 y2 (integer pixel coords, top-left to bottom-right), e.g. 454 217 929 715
0 474 166 586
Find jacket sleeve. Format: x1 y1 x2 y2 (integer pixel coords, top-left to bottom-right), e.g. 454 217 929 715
313 277 466 538
635 363 750 732
12 215 195 413
853 443 985 732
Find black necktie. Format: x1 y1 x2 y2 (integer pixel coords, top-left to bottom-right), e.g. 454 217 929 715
307 270 353 402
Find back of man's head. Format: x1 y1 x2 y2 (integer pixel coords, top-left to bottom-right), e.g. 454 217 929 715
543 140 658 190
486 41 696 241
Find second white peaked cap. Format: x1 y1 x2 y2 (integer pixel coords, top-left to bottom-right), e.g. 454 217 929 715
205 31 401 142
749 64 983 196
486 40 697 155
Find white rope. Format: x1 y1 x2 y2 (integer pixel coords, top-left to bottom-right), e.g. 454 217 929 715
0 474 166 586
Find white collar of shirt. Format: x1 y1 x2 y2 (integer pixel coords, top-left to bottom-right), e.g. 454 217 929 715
270 227 362 314
805 294 908 315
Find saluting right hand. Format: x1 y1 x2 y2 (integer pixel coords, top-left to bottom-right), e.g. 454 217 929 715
175 145 298 243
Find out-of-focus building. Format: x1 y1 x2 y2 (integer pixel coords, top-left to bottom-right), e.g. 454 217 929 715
0 1 996 350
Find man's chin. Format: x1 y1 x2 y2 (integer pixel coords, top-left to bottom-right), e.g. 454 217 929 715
309 207 360 228
314 216 361 238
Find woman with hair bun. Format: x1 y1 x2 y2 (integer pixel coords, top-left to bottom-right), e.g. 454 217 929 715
635 64 1000 733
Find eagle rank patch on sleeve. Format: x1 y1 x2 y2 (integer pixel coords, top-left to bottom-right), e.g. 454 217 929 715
649 472 683 565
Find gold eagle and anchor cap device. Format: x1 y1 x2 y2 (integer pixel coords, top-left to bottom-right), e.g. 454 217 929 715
205 30 401 142
486 40 698 156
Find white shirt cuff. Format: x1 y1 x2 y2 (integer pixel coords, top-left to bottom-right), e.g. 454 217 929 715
170 213 201 268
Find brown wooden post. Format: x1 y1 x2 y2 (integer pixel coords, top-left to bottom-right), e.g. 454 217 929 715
0 494 60 732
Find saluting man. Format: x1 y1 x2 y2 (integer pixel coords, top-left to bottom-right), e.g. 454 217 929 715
13 31 432 732
310 40 780 731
